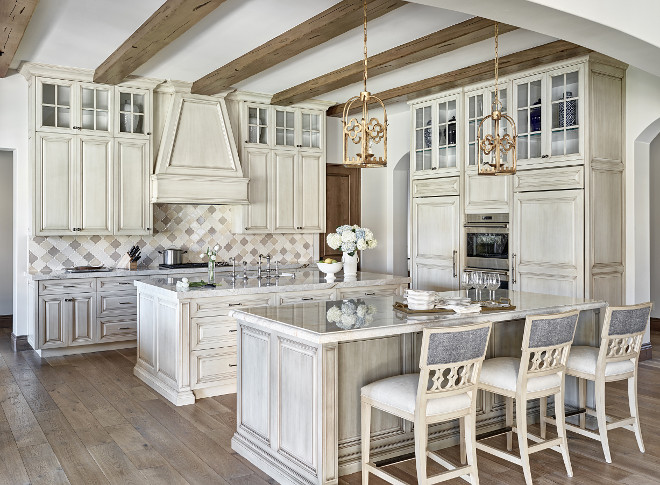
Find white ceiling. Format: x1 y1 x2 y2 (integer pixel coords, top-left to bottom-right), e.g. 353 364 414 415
11 0 660 109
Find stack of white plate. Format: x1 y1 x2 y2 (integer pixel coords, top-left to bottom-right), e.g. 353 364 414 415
438 296 472 306
404 290 437 310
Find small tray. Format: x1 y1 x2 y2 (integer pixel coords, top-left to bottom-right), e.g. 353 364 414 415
393 301 516 315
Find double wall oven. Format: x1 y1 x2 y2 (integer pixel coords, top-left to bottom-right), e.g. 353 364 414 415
464 213 509 289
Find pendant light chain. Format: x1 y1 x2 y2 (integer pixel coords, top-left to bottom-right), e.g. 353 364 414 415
493 22 500 110
363 0 368 92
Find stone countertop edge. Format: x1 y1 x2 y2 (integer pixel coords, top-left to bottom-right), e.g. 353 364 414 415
134 273 411 300
229 299 607 345
26 262 315 281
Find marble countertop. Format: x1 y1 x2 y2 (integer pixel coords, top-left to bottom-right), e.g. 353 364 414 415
26 262 313 281
230 290 606 344
134 271 410 300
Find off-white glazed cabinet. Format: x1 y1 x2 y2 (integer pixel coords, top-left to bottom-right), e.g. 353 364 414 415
228 93 329 234
22 64 157 236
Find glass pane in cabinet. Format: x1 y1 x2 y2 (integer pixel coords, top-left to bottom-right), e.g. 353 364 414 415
311 132 320 148
57 107 70 128
302 114 310 130
311 114 319 131
530 133 541 158
438 103 446 124
530 81 542 107
469 143 476 165
415 108 423 129
249 125 258 143
566 127 579 154
42 83 55 105
82 109 94 130
133 94 144 114
57 85 70 106
530 106 542 133
302 131 310 147
42 106 55 126
276 128 284 145
551 130 564 156
286 111 294 128
518 135 528 159
120 111 131 133
96 90 108 110
258 108 267 125
424 106 431 126
97 111 108 131
120 93 132 112
423 149 431 169
249 108 258 124
552 103 562 129
133 114 144 133
517 84 528 108
469 97 475 118
82 88 94 109
448 122 456 145
285 129 294 146
423 127 431 148
447 146 456 167
474 96 482 117
499 89 507 111
415 129 423 149
566 71 578 98
448 100 456 122
259 126 267 144
438 147 447 168
276 110 284 128
517 109 528 133
415 151 423 171
565 99 577 127
438 126 446 146
469 120 475 143
552 74 564 102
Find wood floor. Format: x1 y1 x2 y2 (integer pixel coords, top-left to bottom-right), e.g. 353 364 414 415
0 330 659 485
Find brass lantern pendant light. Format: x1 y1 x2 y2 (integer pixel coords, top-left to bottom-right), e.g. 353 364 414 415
478 22 517 175
342 0 387 168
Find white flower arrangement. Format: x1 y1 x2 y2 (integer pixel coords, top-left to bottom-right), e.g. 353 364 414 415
326 225 377 256
201 244 220 262
326 299 377 330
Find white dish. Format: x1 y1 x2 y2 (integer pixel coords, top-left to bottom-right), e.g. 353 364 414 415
316 261 343 275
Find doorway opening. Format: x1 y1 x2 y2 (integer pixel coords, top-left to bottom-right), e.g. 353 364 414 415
0 150 13 329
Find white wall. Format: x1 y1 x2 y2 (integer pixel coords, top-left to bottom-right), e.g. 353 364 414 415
0 72 30 336
0 151 13 315
650 135 660 318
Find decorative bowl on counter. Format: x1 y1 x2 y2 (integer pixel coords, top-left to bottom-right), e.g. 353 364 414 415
317 261 343 280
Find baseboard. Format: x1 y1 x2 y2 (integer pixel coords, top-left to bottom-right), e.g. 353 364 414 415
10 333 32 352
640 342 652 362
651 317 660 332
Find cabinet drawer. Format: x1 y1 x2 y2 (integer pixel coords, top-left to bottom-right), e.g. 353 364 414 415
97 276 148 293
412 177 460 198
514 166 584 192
98 317 137 342
191 347 237 390
39 278 96 295
97 293 137 317
191 316 237 351
277 289 335 305
337 285 400 299
190 294 272 317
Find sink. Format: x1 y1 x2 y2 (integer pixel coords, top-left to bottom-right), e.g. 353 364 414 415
65 266 113 273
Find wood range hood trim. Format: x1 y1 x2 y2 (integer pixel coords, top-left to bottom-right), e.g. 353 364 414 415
152 81 249 205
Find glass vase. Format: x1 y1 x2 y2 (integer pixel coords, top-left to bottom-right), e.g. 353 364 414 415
208 260 215 285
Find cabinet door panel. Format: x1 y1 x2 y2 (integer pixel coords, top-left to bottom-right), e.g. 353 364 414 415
115 139 150 234
36 133 75 234
39 297 67 349
244 147 271 231
465 172 510 213
299 151 324 232
411 195 460 290
79 137 112 234
69 295 95 346
273 150 296 231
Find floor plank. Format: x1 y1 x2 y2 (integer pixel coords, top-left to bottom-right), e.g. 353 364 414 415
18 442 71 485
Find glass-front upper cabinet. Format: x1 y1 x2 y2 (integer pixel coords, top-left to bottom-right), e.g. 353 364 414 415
300 111 321 149
437 100 457 169
79 83 112 134
464 86 509 170
413 104 433 172
116 87 149 138
514 75 543 161
37 79 74 132
466 92 484 168
246 105 269 145
275 109 296 147
550 69 580 157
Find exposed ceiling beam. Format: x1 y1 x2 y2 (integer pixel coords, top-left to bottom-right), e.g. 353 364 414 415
0 0 39 77
93 0 227 85
272 18 517 106
327 40 591 117
191 0 407 96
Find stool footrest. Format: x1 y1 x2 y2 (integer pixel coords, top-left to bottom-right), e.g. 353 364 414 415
549 407 586 420
476 426 512 441
374 452 415 468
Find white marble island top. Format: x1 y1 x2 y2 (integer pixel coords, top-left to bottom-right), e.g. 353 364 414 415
230 290 606 344
134 271 410 299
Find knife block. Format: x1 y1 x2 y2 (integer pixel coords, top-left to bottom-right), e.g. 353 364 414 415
129 261 138 271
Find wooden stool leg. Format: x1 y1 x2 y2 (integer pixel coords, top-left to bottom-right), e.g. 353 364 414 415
578 377 586 429
555 387 573 477
414 419 428 485
361 400 371 484
506 397 513 451
628 373 645 453
595 378 612 463
464 412 480 485
540 396 547 439
516 397 533 485
460 416 467 465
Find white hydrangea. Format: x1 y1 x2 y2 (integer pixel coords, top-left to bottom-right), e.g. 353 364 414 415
326 306 342 323
341 314 357 328
357 239 368 251
327 233 342 249
341 231 357 243
356 305 368 318
364 229 374 240
367 238 377 249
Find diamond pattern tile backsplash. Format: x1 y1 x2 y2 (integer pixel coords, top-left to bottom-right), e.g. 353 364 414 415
29 204 315 273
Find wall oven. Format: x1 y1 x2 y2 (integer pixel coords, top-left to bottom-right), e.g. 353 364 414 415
464 213 509 289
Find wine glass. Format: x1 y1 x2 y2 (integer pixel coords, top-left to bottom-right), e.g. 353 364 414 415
486 273 501 301
471 271 486 301
462 272 473 299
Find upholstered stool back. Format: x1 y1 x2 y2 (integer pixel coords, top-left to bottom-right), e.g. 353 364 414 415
600 303 652 366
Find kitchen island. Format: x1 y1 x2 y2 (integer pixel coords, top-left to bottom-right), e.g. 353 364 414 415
133 271 409 405
230 291 606 485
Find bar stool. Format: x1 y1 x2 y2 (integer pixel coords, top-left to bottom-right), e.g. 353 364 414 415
543 302 652 463
477 310 580 485
361 322 492 485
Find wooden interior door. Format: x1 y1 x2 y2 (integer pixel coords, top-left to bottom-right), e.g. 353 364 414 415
319 164 361 261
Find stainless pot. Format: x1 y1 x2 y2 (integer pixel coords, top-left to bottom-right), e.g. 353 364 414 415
158 248 187 266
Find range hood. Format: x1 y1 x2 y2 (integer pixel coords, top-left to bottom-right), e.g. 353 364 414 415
151 81 248 205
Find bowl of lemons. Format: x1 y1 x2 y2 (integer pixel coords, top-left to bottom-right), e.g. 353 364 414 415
317 258 343 279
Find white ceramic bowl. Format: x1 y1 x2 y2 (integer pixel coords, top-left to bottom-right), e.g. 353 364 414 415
317 261 343 275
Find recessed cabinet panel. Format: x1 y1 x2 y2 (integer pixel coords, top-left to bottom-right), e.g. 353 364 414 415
79 137 113 234
299 151 324 231
243 147 271 232
115 139 150 235
69 296 95 345
39 297 67 349
273 150 296 232
36 134 75 233
465 173 510 213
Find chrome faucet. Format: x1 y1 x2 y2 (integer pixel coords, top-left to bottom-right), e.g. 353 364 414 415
258 254 264 278
266 255 271 276
229 257 237 279
274 260 280 278
243 261 248 279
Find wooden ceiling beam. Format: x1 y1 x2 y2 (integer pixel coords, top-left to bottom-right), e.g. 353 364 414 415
271 17 517 106
0 0 39 77
93 0 227 85
190 0 406 96
327 40 591 117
